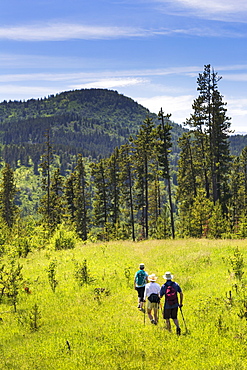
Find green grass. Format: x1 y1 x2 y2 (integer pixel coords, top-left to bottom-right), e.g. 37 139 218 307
0 239 247 369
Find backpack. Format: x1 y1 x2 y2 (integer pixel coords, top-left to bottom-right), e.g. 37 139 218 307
165 283 178 306
148 293 160 303
136 270 146 286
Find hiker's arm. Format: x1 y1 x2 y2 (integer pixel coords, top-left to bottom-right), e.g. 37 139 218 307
159 286 164 299
143 286 148 301
179 291 183 307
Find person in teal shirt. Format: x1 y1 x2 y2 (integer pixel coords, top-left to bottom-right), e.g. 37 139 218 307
134 263 148 311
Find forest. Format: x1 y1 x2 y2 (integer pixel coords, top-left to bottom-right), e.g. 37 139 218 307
0 64 247 248
0 88 185 174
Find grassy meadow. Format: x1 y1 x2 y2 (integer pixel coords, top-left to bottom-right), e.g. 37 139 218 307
0 238 247 369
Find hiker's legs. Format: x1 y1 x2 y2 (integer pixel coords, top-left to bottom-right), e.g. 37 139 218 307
136 287 145 308
138 297 143 308
153 306 158 323
163 308 171 330
173 318 179 328
147 308 153 321
171 308 181 335
166 319 171 331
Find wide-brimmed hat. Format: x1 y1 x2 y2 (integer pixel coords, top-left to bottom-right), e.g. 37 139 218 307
148 273 158 282
139 263 145 268
163 271 173 280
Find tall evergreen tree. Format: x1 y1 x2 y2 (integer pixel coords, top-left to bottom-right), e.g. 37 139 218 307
39 130 53 233
106 148 120 227
157 109 175 239
91 159 109 237
131 116 156 239
73 154 89 240
118 143 135 241
0 163 18 228
186 64 231 207
39 168 64 232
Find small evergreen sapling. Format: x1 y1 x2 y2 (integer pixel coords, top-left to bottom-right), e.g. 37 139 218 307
29 303 41 331
47 260 58 292
0 257 23 312
74 259 95 286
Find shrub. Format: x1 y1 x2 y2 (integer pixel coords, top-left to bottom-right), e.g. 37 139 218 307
74 259 95 286
49 224 78 250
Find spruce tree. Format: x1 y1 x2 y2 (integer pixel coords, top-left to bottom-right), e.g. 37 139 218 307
106 148 120 227
186 64 231 207
39 168 64 233
0 163 18 228
131 116 156 239
91 159 109 238
74 154 89 241
157 109 175 239
118 144 135 241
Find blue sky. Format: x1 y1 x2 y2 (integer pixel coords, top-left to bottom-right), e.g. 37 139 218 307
1 0 247 134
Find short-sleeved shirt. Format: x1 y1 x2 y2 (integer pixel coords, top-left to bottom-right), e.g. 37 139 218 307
160 280 182 309
134 270 148 288
144 282 161 301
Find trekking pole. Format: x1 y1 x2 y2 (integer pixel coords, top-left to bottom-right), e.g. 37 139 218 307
179 306 188 334
159 302 162 326
143 301 146 326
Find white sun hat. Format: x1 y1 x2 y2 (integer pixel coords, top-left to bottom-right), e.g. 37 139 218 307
163 271 173 280
148 273 158 282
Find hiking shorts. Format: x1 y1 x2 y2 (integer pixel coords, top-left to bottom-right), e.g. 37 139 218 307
163 307 178 320
147 301 159 311
136 286 145 302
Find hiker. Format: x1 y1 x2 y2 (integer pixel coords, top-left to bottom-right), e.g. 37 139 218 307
144 273 161 325
134 263 148 311
160 271 183 335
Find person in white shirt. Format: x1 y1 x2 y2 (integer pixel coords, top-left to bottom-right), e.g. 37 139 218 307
144 274 161 325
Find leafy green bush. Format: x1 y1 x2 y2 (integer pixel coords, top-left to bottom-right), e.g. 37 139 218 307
49 224 78 250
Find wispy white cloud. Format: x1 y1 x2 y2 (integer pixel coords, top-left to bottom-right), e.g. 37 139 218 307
174 0 247 13
0 21 245 42
2 63 247 85
227 97 247 116
0 60 205 81
155 0 247 22
0 23 152 41
223 74 247 82
136 94 194 119
71 78 148 89
0 85 59 98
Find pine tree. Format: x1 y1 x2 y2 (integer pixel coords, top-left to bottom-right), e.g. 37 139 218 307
228 156 242 233
91 159 109 238
157 109 175 238
131 116 156 239
0 163 18 228
178 65 232 237
73 154 89 241
106 148 120 227
39 130 53 233
39 168 64 233
186 64 231 207
64 172 76 221
118 144 135 241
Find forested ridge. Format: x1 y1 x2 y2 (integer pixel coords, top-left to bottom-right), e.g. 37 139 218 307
0 88 184 173
0 87 245 172
0 67 247 245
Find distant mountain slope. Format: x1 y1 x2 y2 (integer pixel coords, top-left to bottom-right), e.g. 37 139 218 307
229 134 247 156
0 89 185 172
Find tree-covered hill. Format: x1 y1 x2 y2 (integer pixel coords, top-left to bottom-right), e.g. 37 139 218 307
0 88 185 173
228 134 247 156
